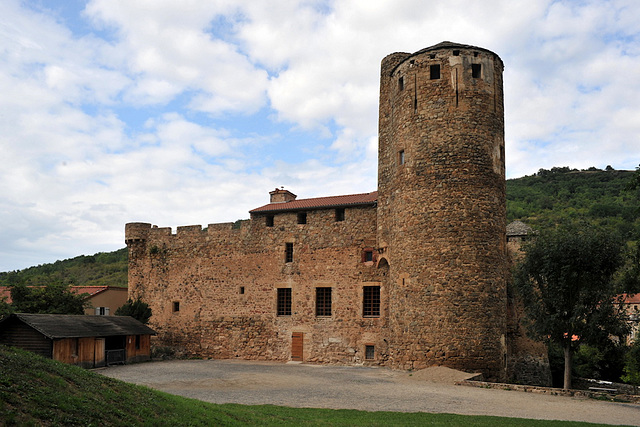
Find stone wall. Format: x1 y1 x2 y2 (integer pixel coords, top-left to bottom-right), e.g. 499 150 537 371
376 42 508 380
127 204 387 365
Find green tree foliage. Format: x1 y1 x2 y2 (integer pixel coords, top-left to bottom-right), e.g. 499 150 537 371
115 298 152 324
513 224 629 390
622 340 640 390
507 168 640 240
0 248 128 288
9 283 88 315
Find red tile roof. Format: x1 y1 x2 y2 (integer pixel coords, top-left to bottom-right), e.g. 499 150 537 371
250 191 378 213
620 293 640 304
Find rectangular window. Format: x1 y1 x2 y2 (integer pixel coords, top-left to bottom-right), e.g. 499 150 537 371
430 64 440 80
297 212 307 224
398 150 405 165
239 286 245 295
472 63 481 79
172 301 180 313
315 287 332 317
135 335 141 350
363 286 381 317
266 215 274 227
285 243 294 263
277 288 292 316
365 345 375 360
335 208 345 222
398 76 404 91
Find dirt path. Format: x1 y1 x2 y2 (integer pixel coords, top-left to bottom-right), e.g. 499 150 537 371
100 359 640 426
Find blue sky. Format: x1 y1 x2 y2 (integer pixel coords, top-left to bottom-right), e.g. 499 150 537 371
1 0 639 271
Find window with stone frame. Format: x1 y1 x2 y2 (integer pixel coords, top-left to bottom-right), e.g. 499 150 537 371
365 345 375 360
363 286 381 317
277 288 292 316
266 215 274 227
297 212 307 224
315 287 332 317
285 242 294 263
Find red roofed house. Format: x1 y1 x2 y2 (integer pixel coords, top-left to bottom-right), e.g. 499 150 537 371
0 286 128 316
620 293 640 344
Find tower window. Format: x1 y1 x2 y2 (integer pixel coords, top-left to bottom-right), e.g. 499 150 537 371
285 243 294 263
277 288 292 316
363 286 381 317
315 287 332 317
398 76 404 91
172 301 180 313
472 63 481 79
430 64 440 80
297 212 307 224
335 208 345 222
398 150 405 165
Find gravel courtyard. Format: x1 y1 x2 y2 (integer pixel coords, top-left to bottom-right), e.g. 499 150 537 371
100 359 640 426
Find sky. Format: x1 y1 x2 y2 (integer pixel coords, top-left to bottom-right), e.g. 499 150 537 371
0 0 639 272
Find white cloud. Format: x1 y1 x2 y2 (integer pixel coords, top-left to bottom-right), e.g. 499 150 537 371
0 0 639 270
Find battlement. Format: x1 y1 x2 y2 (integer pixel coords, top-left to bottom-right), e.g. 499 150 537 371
125 220 248 244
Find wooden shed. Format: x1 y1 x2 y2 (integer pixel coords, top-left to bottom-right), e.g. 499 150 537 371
0 313 156 368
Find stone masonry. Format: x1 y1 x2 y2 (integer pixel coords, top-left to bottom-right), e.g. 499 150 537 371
127 42 518 382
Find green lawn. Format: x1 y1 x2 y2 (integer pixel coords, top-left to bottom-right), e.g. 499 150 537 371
0 345 617 426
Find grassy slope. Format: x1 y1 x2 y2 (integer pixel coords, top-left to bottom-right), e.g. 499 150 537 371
0 345 611 427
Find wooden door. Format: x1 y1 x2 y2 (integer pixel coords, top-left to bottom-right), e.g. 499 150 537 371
291 332 303 361
94 338 105 368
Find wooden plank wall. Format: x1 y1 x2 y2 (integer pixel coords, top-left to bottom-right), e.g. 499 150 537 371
0 318 52 358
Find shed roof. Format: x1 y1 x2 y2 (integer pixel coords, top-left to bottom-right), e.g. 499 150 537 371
250 191 378 213
0 313 156 339
506 220 533 237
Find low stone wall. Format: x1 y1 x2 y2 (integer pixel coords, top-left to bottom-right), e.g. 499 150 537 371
456 380 640 404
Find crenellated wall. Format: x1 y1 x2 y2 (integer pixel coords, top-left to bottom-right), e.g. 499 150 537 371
127 205 388 365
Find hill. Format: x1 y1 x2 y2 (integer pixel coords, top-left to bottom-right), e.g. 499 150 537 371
1 167 638 288
0 345 575 426
0 248 128 288
507 167 640 239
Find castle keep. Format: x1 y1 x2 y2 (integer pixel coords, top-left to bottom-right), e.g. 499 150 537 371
126 42 509 380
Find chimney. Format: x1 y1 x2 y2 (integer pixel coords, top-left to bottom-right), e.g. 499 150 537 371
269 188 297 203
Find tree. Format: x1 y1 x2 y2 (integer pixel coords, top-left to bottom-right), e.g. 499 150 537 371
622 340 640 393
9 283 87 315
513 224 628 390
115 298 152 324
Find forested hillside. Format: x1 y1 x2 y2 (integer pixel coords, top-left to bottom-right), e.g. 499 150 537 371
1 166 638 288
507 167 639 240
0 248 127 288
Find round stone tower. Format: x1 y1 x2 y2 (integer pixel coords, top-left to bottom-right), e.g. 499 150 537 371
377 42 507 380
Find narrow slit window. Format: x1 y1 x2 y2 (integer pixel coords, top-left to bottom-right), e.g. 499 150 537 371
430 64 440 80
172 301 180 313
239 286 245 295
285 242 294 263
398 76 404 91
398 150 405 165
472 63 481 79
